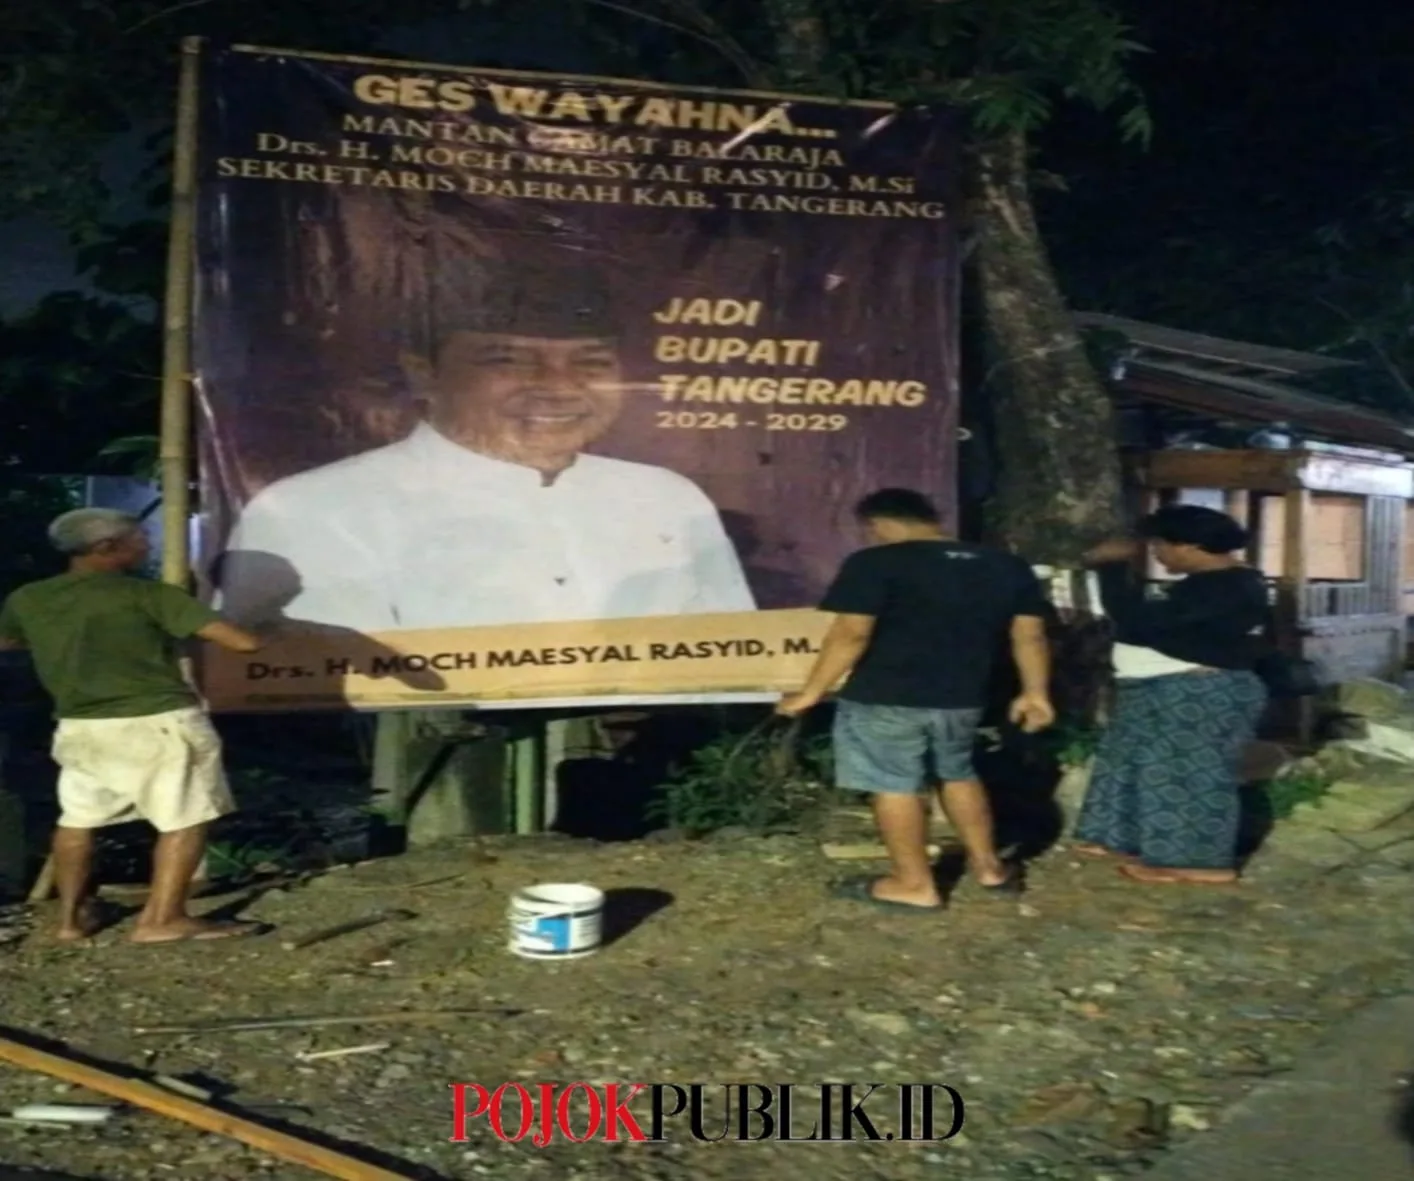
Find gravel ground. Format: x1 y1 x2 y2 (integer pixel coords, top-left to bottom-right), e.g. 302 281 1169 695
0 826 1411 1181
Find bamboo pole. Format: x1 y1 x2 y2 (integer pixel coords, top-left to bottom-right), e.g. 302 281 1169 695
162 39 209 885
25 856 55 904
159 36 202 590
0 1030 412 1180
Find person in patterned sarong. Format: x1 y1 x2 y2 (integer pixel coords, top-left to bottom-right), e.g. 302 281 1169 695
1076 505 1269 884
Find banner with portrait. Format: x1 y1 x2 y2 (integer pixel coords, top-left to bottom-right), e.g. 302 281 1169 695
192 43 962 711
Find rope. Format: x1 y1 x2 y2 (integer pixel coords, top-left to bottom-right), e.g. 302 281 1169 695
717 713 803 787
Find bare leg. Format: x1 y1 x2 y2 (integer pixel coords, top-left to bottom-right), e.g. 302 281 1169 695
937 779 1007 887
867 793 942 907
131 823 258 943
52 825 101 941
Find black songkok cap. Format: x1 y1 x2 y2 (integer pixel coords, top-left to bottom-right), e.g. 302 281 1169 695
431 254 618 342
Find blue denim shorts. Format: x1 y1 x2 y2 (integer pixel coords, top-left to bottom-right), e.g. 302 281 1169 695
833 699 983 794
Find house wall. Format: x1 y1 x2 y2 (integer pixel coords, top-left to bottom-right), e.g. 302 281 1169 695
1404 504 1414 615
1152 486 1407 681
1153 488 1366 582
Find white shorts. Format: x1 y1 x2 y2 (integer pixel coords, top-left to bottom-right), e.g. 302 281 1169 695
51 707 235 833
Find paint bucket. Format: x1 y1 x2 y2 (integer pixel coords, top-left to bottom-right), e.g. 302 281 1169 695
508 883 604 960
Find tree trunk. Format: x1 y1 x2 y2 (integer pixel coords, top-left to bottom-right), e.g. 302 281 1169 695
971 127 1124 565
971 128 1123 727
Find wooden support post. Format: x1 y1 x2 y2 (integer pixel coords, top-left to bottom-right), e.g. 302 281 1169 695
542 718 569 831
1245 491 1266 571
1138 487 1162 581
1282 487 1313 744
510 722 545 835
1282 488 1310 624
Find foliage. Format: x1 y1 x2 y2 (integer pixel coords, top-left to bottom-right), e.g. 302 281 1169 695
1044 716 1102 769
648 722 836 834
1038 2 1414 399
2 0 1153 233
97 435 162 482
0 292 159 474
1 2 465 233
1262 764 1334 822
770 0 1150 143
0 472 84 600
205 837 298 884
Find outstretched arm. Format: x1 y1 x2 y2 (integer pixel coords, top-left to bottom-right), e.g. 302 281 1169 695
1094 562 1259 642
195 620 267 653
778 613 875 714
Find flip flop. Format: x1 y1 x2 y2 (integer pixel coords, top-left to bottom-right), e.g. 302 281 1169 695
977 864 1026 897
1118 863 1238 886
131 920 273 946
830 877 943 913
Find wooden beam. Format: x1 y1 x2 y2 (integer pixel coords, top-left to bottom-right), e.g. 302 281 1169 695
1140 449 1296 493
1296 454 1414 497
0 1030 412 1179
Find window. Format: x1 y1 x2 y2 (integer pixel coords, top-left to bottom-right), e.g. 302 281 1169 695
1259 494 1366 581
1403 503 1414 587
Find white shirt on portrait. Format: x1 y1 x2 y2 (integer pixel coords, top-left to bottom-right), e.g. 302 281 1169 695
215 422 756 631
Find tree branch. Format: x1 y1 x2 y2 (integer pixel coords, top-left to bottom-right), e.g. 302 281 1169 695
124 0 223 36
583 0 769 86
1314 295 1414 404
655 0 773 87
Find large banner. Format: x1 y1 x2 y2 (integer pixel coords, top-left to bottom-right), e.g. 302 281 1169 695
192 43 961 712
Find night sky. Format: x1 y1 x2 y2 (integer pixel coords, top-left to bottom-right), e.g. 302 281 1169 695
1038 0 1414 351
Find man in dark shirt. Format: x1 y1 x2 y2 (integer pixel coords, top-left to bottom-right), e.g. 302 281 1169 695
778 489 1054 910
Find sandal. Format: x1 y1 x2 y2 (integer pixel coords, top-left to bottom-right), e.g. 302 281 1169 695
977 864 1026 897
131 920 272 945
830 877 943 913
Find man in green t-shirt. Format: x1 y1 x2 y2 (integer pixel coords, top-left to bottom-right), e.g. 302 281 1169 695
0 508 269 944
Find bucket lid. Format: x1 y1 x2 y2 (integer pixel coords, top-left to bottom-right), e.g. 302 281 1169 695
516 883 604 906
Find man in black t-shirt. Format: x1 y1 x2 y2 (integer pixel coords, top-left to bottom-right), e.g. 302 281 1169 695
777 489 1054 910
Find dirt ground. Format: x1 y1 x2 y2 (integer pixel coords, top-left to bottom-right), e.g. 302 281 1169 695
0 820 1412 1181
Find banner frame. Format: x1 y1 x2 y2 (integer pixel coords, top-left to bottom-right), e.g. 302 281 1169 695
226 42 896 111
191 43 961 716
